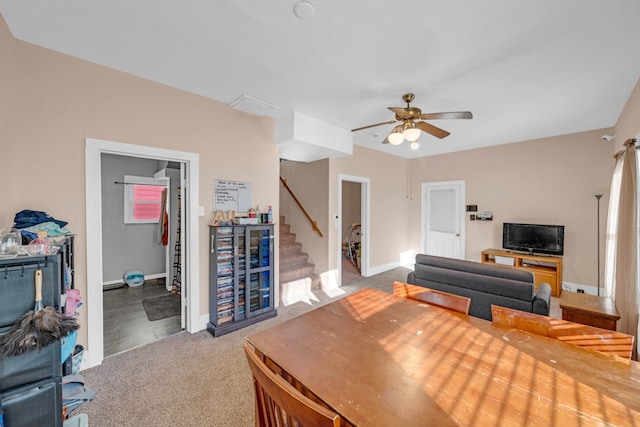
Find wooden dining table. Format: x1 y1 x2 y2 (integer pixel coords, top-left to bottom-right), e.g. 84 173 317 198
246 288 640 426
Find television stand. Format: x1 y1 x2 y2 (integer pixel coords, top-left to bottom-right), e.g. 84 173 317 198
481 249 563 297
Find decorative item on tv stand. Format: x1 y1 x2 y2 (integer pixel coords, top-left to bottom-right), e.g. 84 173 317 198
476 211 493 221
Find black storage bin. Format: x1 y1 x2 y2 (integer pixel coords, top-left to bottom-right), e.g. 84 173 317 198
0 251 68 427
0 341 61 393
0 256 62 334
1 378 62 427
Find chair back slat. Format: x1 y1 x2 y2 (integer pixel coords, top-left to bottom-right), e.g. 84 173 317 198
394 281 471 315
491 305 634 359
243 343 342 427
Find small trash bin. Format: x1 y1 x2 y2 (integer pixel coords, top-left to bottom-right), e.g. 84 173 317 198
124 270 144 287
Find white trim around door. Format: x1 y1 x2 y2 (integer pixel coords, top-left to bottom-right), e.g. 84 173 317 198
84 138 200 369
421 180 466 260
338 175 370 282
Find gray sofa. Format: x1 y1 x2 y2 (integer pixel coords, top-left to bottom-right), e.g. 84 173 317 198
406 254 551 320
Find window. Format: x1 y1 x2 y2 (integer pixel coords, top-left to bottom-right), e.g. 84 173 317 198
123 175 167 224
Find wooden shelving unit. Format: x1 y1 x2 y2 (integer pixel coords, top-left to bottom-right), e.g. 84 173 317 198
481 248 563 297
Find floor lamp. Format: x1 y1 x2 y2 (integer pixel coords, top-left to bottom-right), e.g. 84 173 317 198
595 194 603 296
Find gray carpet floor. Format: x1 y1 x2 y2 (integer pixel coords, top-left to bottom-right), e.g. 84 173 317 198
80 264 561 426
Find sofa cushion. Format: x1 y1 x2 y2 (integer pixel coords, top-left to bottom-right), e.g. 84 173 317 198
415 254 534 282
409 276 533 320
407 254 550 321
414 260 534 301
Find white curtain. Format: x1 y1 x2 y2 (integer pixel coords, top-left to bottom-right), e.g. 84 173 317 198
604 139 638 359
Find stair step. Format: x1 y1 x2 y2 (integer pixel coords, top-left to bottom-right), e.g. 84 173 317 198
278 215 320 301
279 263 316 284
279 232 296 244
280 252 309 269
280 223 291 234
280 241 302 257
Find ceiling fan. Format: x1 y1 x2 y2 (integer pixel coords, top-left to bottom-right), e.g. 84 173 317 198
351 93 473 148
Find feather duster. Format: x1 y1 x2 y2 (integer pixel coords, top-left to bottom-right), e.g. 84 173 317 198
0 307 79 357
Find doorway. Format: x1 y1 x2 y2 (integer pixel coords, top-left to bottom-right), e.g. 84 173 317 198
85 138 200 369
99 155 183 356
422 180 465 259
338 175 370 284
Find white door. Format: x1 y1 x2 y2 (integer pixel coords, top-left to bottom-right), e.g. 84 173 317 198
422 181 465 259
179 163 187 329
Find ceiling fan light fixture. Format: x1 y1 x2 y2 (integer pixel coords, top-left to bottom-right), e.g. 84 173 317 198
410 141 420 150
403 127 421 142
388 132 404 145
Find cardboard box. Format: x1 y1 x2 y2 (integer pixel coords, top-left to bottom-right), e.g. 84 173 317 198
238 217 258 225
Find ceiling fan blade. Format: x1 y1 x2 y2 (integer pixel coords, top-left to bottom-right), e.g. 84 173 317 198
387 107 412 119
419 111 473 120
382 125 404 144
415 121 450 139
351 119 398 132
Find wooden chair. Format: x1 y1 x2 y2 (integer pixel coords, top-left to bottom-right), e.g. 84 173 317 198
243 343 341 427
393 281 471 315
491 305 634 359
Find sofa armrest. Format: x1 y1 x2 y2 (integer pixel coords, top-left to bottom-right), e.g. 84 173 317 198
407 271 415 284
532 282 552 316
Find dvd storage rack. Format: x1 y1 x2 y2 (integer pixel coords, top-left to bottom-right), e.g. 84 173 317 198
207 224 276 337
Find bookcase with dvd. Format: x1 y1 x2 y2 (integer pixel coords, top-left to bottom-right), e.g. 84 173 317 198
207 224 276 337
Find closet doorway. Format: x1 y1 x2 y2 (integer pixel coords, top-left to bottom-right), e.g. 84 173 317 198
85 138 200 369
100 154 183 357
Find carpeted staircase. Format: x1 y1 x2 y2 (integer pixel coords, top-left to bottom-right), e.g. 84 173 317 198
279 215 320 305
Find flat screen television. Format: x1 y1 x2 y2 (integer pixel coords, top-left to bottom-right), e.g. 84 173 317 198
502 223 565 256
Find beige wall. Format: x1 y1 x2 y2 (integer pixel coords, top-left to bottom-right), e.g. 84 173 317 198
1 18 279 347
280 159 329 273
0 15 15 218
409 129 615 287
279 145 410 286
330 146 410 271
322 128 618 290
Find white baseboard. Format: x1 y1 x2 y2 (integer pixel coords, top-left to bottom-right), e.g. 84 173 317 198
366 260 402 276
199 314 209 332
562 281 599 296
103 273 167 289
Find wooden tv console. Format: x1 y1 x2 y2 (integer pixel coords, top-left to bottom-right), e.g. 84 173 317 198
481 249 563 297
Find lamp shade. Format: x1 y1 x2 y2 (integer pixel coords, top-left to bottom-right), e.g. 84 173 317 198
404 127 421 142
410 141 420 150
388 132 404 145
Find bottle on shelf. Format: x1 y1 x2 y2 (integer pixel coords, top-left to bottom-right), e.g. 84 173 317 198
28 231 51 256
267 205 273 224
256 204 261 224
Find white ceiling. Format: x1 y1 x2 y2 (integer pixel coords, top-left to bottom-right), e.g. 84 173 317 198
2 1 640 159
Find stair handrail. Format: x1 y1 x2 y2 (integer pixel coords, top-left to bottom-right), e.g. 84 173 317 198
279 176 324 237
